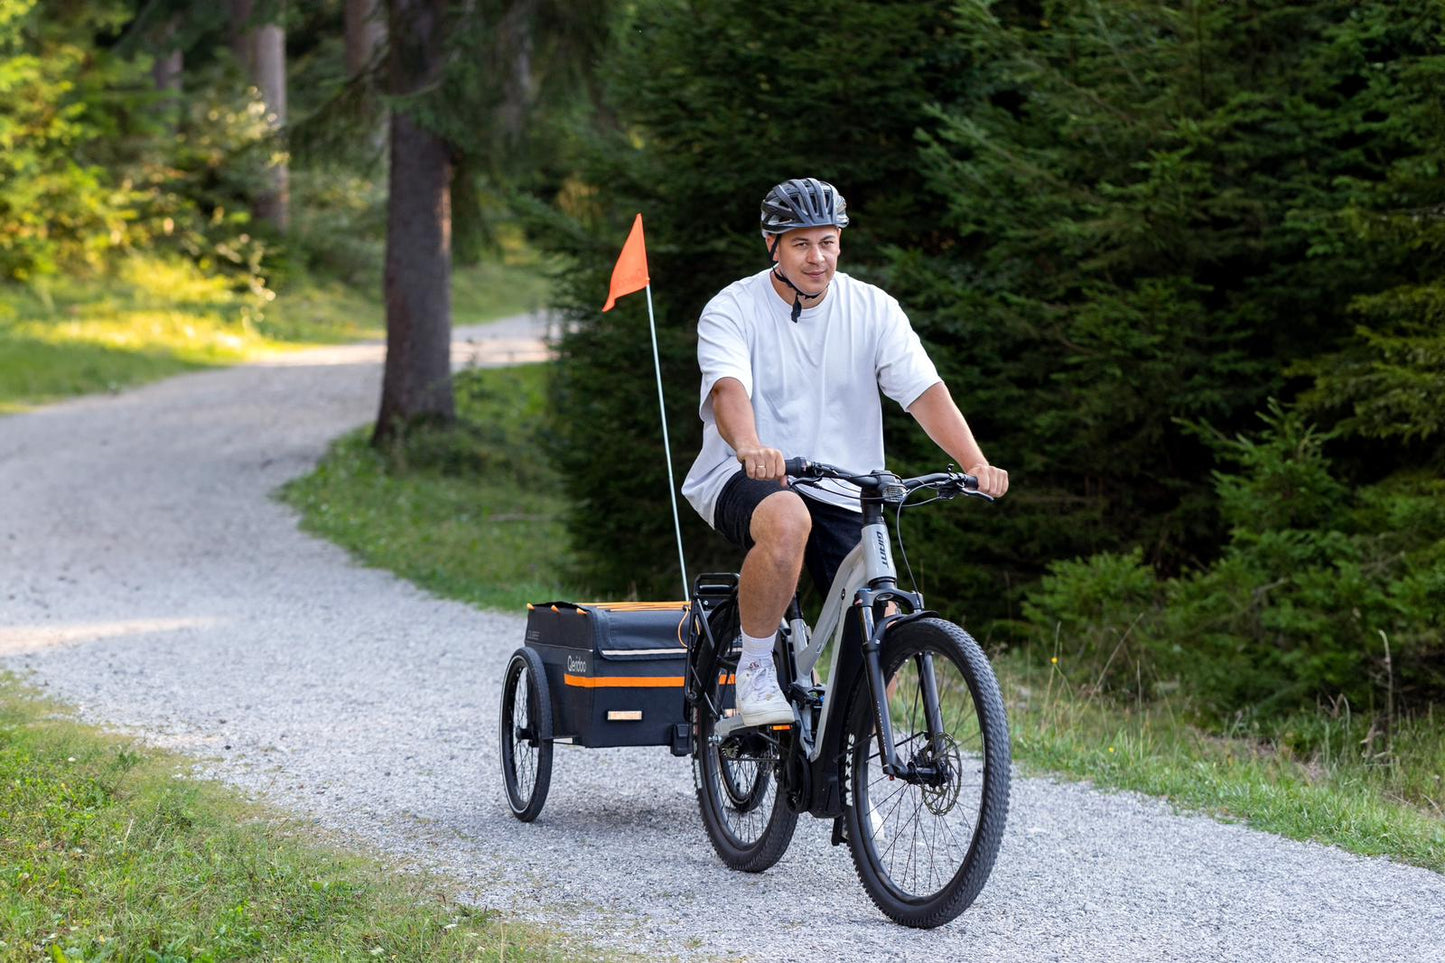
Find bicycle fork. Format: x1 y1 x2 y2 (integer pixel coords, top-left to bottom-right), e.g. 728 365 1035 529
858 595 948 783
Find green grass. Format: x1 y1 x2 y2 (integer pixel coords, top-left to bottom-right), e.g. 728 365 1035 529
278 364 582 612
0 674 580 962
0 254 377 413
998 651 1445 872
280 364 1445 874
451 259 551 325
0 255 547 414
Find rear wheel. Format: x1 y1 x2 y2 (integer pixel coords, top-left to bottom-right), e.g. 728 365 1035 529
844 618 1010 927
693 643 797 871
500 647 553 822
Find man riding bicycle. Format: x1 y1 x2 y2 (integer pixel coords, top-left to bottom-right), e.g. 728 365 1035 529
681 177 1009 727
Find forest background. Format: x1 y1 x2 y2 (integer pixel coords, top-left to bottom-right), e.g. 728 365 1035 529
3 0 1443 819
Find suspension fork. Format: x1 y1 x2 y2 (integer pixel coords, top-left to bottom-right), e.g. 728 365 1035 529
859 605 904 777
857 592 926 778
917 650 948 753
855 589 936 775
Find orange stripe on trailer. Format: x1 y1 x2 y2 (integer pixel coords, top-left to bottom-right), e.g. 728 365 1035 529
562 672 734 688
564 674 685 688
578 601 690 612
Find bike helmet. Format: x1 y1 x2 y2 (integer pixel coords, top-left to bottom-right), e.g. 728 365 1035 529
761 178 849 322
760 177 849 234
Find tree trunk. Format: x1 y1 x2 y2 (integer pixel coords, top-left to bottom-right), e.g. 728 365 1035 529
345 0 385 75
374 0 454 443
345 0 389 155
250 21 289 232
229 0 252 67
152 47 183 94
497 0 536 142
151 17 183 131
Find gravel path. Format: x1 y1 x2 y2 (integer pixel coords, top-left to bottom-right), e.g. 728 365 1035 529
3 316 1442 961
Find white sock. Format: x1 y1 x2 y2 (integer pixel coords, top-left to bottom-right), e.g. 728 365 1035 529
739 629 776 667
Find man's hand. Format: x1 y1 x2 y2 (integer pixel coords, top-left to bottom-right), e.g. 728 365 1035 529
711 379 788 485
736 444 788 483
969 463 1009 498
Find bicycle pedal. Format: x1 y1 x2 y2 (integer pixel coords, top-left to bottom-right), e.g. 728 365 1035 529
787 683 824 706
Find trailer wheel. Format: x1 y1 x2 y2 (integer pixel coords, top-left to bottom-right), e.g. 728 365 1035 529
500 646 553 821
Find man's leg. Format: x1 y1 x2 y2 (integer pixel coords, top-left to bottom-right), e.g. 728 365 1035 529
738 490 810 637
733 490 809 725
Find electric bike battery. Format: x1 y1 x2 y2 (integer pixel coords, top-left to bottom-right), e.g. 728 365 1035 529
524 601 692 754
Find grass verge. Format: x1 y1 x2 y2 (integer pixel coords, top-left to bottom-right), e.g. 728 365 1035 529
281 364 1445 874
1001 651 1445 872
0 674 576 962
278 364 581 612
0 256 375 413
0 255 546 414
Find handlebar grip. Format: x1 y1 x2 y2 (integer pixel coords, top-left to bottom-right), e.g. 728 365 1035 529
784 457 811 478
961 473 979 490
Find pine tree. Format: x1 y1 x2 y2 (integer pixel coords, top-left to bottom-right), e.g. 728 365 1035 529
899 0 1445 614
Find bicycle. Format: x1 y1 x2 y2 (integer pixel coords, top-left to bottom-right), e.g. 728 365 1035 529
684 458 1011 928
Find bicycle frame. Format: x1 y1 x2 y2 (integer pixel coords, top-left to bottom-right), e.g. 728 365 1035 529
706 480 948 815
685 464 1009 924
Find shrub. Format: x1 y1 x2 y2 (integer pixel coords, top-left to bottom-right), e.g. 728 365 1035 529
1024 405 1445 723
0 2 285 317
1020 548 1162 692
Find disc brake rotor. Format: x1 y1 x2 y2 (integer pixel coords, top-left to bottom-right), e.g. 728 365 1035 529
917 734 963 816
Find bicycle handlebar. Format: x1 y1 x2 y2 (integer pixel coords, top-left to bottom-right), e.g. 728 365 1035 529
783 457 990 502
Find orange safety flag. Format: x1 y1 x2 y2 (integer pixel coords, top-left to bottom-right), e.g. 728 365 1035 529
601 213 650 311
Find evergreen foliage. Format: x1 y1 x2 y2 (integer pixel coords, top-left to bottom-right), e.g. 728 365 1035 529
1024 405 1445 721
903 0 1445 607
1293 70 1445 460
532 0 1445 717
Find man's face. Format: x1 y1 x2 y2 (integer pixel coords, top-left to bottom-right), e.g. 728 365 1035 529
769 225 841 293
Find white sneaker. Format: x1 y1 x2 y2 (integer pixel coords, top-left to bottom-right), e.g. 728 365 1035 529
734 659 793 727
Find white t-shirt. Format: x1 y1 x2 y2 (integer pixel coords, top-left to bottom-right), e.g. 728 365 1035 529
682 269 941 525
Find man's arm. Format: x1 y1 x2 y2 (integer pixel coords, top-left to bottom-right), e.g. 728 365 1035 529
711 377 787 483
907 382 1009 497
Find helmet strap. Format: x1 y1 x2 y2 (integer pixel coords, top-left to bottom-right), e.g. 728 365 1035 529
767 235 826 323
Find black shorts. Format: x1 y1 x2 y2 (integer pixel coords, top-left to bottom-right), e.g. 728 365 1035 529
713 470 863 596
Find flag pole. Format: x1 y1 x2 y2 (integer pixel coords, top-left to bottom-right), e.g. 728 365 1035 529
643 283 690 601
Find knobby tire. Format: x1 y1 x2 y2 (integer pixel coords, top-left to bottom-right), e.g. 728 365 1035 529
843 618 1010 927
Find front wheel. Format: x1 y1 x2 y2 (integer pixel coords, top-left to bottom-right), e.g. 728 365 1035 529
844 618 1011 928
692 643 798 871
500 646 553 822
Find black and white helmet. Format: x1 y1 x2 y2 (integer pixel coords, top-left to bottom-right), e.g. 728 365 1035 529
760 177 849 234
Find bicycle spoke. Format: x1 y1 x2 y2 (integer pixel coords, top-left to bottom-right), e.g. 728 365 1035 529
857 637 992 903
510 671 536 795
698 665 787 856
